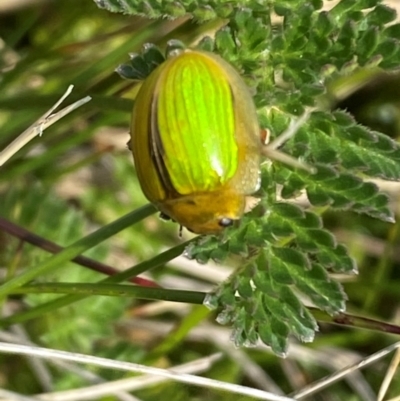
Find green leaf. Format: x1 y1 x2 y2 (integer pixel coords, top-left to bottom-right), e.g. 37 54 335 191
278 165 394 222
193 198 356 273
208 244 345 354
367 4 398 25
384 23 400 40
376 38 400 60
164 1 186 17
314 11 335 36
271 247 311 270
357 26 380 61
109 0 400 355
293 263 347 313
214 27 237 57
192 5 217 21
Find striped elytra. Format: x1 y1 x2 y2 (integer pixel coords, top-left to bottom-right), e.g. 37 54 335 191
130 49 261 234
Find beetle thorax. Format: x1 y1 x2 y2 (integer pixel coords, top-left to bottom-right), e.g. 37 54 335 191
158 190 246 234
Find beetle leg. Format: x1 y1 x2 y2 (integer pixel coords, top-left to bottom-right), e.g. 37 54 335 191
159 212 172 221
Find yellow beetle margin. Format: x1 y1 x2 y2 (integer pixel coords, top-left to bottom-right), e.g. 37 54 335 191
130 49 263 235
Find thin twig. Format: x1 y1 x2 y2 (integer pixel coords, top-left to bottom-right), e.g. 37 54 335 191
15 338 52 391
267 109 314 151
2 305 53 392
0 342 295 401
0 217 156 287
0 85 91 166
0 388 38 401
290 341 400 399
121 318 399 400
36 354 223 401
312 308 400 335
377 346 400 401
0 330 137 401
262 108 315 173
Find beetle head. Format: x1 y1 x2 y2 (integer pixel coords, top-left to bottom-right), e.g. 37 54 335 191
158 190 246 235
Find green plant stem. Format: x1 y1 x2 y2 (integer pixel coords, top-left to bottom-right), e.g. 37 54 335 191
0 240 191 327
311 308 400 335
0 216 156 287
10 282 205 304
0 204 156 298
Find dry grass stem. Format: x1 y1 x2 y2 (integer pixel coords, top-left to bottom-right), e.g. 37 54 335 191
0 85 91 166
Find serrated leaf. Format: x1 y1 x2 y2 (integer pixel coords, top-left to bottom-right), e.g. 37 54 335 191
340 130 400 180
258 315 289 357
272 247 311 270
274 5 291 17
305 229 336 248
385 23 400 40
337 20 357 49
216 3 234 18
115 64 137 80
214 27 237 56
357 26 380 61
276 170 306 198
269 257 295 285
307 190 333 206
298 211 323 229
264 217 294 239
333 110 356 127
368 4 398 25
120 0 400 355
164 1 186 17
142 43 165 66
196 36 214 52
272 203 305 220
207 242 348 353
330 0 358 17
376 38 399 60
315 11 335 36
345 124 377 141
234 9 267 50
192 5 216 21
269 251 347 313
318 244 357 273
237 275 254 299
292 263 347 313
279 288 318 342
265 206 355 272
304 168 392 220
278 112 400 218
243 220 265 247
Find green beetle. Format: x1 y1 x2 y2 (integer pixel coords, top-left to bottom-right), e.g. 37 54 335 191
130 49 262 234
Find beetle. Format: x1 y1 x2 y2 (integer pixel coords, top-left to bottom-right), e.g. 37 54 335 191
130 48 263 235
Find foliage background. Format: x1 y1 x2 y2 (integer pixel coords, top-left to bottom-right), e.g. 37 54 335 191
1 0 400 400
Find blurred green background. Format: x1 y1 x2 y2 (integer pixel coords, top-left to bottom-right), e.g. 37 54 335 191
1 0 400 400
